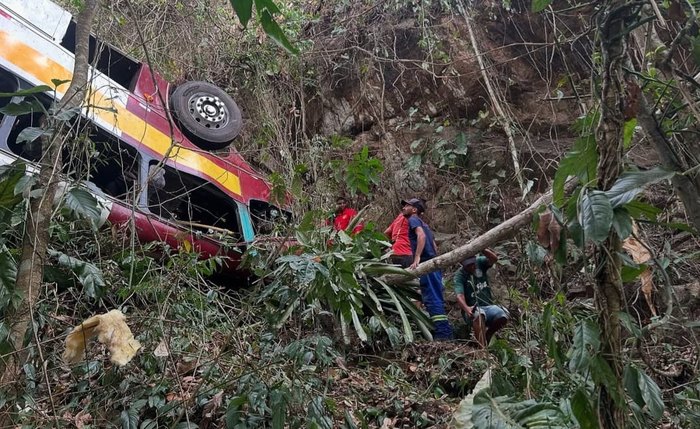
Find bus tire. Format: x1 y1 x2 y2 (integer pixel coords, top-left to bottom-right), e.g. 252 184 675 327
170 81 242 149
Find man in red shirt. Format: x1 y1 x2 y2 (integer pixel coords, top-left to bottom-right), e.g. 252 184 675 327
384 212 412 267
329 196 363 233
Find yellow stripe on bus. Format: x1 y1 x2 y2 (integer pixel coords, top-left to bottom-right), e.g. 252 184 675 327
0 30 242 196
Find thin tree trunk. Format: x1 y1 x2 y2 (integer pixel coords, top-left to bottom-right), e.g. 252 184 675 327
594 2 629 427
0 0 100 418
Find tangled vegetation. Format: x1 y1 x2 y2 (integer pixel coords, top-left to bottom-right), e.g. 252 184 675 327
1 0 700 428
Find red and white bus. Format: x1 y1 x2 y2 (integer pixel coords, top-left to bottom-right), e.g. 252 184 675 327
0 0 287 273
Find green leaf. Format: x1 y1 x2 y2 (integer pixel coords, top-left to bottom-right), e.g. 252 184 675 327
568 319 600 373
623 119 637 148
229 0 253 27
472 392 568 428
606 168 674 208
0 248 18 309
0 164 25 210
377 279 414 343
621 265 647 283
49 250 106 298
0 100 43 116
531 0 553 12
611 207 633 239
637 368 664 419
579 189 613 244
0 85 52 97
571 389 598 429
63 186 102 223
590 355 625 406
553 135 598 205
624 365 645 408
349 307 367 342
52 106 81 121
17 127 51 144
271 388 288 429
542 303 564 368
120 408 139 429
617 311 642 338
624 199 660 221
259 10 299 55
254 0 281 14
51 78 71 88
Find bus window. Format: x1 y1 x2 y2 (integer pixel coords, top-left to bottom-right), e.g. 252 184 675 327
0 74 19 122
147 164 242 240
60 21 141 90
77 128 141 202
6 106 45 162
249 199 291 234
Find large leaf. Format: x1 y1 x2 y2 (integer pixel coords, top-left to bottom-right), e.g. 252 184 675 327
472 392 569 428
542 303 564 368
0 85 52 97
49 250 106 298
571 389 598 429
624 365 645 409
270 387 288 429
120 408 139 429
605 168 674 208
637 367 664 419
553 135 598 205
568 319 600 373
624 199 661 221
611 207 632 239
254 0 281 14
17 127 51 144
259 10 299 55
578 189 613 244
0 164 25 210
0 99 44 116
62 186 102 224
229 0 253 27
0 248 18 309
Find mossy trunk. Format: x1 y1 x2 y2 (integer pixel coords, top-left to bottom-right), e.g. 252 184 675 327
594 1 630 427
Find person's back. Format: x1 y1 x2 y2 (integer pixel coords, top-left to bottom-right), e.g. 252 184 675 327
454 249 508 347
384 213 412 267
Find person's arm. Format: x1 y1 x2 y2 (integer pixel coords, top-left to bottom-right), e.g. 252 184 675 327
412 226 426 268
384 223 393 238
483 248 498 267
454 270 474 317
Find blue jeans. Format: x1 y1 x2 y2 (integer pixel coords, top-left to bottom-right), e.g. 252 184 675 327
461 305 509 327
420 271 453 340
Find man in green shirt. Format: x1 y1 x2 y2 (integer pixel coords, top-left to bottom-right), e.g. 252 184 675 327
454 248 509 347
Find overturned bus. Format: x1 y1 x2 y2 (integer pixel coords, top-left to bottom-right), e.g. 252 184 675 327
0 0 287 273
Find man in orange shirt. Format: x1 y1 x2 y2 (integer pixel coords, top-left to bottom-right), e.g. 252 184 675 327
384 212 412 268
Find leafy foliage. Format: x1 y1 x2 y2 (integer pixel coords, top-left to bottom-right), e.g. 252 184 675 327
343 146 384 197
248 215 432 345
229 0 299 54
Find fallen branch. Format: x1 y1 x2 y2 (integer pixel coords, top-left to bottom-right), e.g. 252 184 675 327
384 187 556 284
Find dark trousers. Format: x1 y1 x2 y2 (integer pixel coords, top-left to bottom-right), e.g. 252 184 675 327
391 255 413 268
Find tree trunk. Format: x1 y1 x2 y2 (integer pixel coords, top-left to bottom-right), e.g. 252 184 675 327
636 93 700 232
593 2 630 427
0 0 100 414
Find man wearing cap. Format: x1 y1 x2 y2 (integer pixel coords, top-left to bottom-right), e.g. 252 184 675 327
454 248 508 347
402 198 453 340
